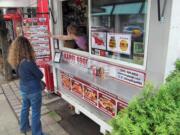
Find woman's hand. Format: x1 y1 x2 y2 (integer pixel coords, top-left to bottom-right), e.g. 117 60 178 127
48 32 73 41
48 32 53 38
48 33 62 40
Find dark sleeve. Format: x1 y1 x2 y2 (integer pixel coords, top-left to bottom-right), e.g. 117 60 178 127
25 61 43 80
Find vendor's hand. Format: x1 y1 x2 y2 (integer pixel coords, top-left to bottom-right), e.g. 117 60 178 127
48 32 52 37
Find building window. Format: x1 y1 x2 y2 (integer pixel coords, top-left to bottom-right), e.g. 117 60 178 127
91 0 148 65
61 0 89 52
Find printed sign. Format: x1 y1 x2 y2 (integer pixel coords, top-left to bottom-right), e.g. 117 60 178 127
107 33 131 55
98 92 116 116
71 79 84 97
84 85 98 106
92 32 107 50
114 68 145 87
60 71 130 117
91 59 145 87
133 42 144 55
62 52 89 67
117 100 128 113
61 74 71 90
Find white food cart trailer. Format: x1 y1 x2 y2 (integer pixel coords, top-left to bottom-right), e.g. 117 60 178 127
48 0 180 134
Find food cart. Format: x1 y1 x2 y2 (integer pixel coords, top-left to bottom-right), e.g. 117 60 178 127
48 0 180 134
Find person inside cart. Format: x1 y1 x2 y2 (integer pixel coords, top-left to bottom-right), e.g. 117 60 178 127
7 36 47 135
50 24 88 52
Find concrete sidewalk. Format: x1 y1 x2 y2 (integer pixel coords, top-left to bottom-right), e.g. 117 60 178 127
0 80 69 135
0 94 20 135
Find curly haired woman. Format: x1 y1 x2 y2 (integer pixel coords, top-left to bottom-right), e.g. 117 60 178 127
8 36 46 135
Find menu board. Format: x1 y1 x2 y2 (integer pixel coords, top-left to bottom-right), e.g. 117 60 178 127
98 92 116 116
23 18 51 59
71 79 84 97
107 33 131 55
60 71 130 117
84 85 98 106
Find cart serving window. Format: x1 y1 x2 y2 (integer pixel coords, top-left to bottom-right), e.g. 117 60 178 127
90 0 148 68
60 0 89 52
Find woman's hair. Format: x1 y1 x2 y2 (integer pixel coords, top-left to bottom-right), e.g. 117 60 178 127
67 24 78 35
7 36 35 68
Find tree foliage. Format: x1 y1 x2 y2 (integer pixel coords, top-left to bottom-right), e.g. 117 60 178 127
111 59 180 135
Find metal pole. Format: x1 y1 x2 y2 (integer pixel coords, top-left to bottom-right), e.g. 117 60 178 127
157 0 161 21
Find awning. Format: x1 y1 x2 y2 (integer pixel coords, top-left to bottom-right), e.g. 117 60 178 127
92 2 147 16
0 0 37 7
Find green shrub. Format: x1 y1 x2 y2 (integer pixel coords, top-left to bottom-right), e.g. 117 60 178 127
166 59 180 82
111 60 180 135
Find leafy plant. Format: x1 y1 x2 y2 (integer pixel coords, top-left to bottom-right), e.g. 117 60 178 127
111 60 180 135
166 59 180 82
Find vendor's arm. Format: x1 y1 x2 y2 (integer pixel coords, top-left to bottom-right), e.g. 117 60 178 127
51 34 73 40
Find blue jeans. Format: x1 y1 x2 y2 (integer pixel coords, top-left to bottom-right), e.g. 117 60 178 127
20 91 44 135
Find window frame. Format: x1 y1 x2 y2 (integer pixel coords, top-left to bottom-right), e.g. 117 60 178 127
58 0 151 71
89 0 151 70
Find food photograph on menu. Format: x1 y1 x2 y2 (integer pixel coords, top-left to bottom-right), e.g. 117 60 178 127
61 74 71 90
91 31 107 50
98 92 116 116
71 79 84 97
107 33 131 55
84 85 98 106
117 101 128 113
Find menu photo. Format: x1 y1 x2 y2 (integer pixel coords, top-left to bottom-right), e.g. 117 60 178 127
98 92 116 117
71 79 84 97
117 101 128 113
61 74 71 90
107 33 132 55
91 31 107 50
84 85 98 106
